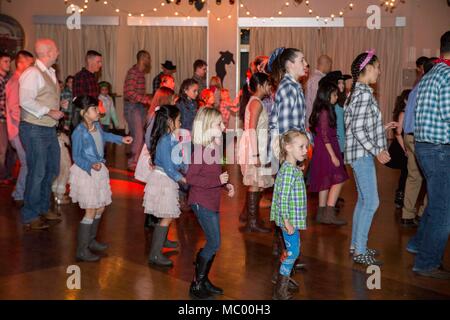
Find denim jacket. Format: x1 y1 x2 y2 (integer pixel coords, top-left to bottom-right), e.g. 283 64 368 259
72 121 123 175
177 97 197 131
154 133 187 183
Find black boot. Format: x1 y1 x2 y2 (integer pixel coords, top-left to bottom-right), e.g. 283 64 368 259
245 192 271 233
89 218 108 252
76 223 100 262
204 254 223 295
239 192 248 223
148 225 173 267
189 251 212 299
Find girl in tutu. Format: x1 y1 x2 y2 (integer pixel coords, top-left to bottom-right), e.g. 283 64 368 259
144 104 187 267
70 95 132 262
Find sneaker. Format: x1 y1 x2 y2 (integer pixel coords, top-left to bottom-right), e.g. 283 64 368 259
353 253 383 266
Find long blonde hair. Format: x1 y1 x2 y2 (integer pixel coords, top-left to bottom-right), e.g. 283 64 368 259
279 129 308 162
192 107 222 147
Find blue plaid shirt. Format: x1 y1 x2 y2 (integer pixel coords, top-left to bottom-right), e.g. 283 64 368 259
268 73 307 158
415 63 450 144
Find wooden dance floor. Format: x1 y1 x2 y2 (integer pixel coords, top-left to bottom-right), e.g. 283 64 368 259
0 144 449 300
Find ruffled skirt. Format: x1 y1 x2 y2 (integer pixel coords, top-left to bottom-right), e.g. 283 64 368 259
143 169 180 218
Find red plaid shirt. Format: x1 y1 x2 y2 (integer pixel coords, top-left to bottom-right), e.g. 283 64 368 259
124 64 147 104
73 68 99 99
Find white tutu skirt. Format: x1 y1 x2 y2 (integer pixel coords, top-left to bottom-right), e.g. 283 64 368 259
69 164 112 209
143 169 180 218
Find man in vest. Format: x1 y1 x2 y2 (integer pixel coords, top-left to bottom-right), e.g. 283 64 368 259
19 38 65 230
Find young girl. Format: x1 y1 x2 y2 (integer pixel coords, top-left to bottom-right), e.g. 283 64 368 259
218 89 239 129
238 72 274 233
177 78 199 132
186 107 235 299
344 50 397 266
209 76 222 108
270 129 309 300
308 81 349 225
385 89 411 209
98 81 119 132
144 105 187 267
60 75 74 132
160 74 176 91
52 120 72 206
70 95 133 262
199 88 215 108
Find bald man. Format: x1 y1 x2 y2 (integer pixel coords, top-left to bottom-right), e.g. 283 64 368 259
19 38 65 230
305 55 332 128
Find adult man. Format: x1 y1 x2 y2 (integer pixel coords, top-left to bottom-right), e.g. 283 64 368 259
19 39 65 230
152 60 176 94
5 50 35 204
73 50 102 99
0 52 12 184
192 59 207 92
408 31 450 279
123 50 151 171
305 55 332 127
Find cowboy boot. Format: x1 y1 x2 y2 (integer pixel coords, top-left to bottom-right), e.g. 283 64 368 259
245 192 271 233
189 250 213 299
316 206 326 223
89 218 108 252
321 206 347 226
76 223 100 262
272 273 294 300
148 225 173 267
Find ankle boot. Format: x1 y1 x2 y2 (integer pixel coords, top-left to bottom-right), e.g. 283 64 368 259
316 206 326 223
245 192 271 233
321 206 347 226
89 218 108 252
204 253 223 295
189 251 213 299
76 223 100 262
272 273 294 300
271 261 299 293
148 225 173 267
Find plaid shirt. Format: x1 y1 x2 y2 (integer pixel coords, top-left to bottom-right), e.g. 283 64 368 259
0 73 11 120
415 63 450 144
124 64 147 104
268 74 307 158
73 68 99 99
344 82 387 164
60 87 73 129
270 161 307 230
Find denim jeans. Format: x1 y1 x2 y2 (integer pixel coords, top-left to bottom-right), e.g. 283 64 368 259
280 229 300 276
192 203 221 261
10 135 27 200
350 155 379 255
410 143 450 272
0 121 8 178
19 122 60 224
124 102 146 168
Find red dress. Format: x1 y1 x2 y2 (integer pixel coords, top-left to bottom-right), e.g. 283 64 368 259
309 111 349 192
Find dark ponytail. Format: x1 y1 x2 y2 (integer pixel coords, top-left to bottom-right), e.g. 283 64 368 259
149 104 180 164
270 48 301 87
345 52 379 106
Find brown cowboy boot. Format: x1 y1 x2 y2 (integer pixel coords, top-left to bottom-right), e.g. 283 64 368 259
245 192 271 233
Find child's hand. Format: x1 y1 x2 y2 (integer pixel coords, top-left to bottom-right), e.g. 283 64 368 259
331 156 340 167
219 171 229 184
92 163 102 171
122 136 133 144
376 150 391 164
384 121 398 131
284 219 294 235
226 183 235 197
179 177 187 185
60 99 69 109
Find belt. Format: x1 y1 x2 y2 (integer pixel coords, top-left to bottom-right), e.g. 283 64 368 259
407 133 414 136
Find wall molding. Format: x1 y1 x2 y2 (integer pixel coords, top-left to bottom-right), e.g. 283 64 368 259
33 15 120 25
238 17 345 28
127 17 208 27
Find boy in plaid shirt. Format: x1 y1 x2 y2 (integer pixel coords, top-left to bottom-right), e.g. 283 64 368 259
270 129 309 300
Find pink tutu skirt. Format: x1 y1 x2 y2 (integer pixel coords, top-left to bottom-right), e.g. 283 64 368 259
143 168 180 218
69 164 112 209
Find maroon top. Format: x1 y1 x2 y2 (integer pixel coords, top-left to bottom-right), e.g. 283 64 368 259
186 145 225 212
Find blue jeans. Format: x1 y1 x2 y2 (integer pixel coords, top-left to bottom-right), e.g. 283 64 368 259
124 102 146 168
280 229 300 276
350 156 379 255
192 203 221 261
410 143 450 272
0 121 9 179
10 136 27 200
19 122 60 224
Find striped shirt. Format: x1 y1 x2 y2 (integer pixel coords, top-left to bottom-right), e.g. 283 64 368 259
415 63 450 144
270 161 307 230
124 64 147 104
344 82 387 164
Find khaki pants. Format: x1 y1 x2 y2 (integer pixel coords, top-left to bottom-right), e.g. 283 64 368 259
402 134 427 219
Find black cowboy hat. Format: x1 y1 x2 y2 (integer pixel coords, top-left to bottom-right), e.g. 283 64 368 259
161 60 176 71
319 70 351 87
